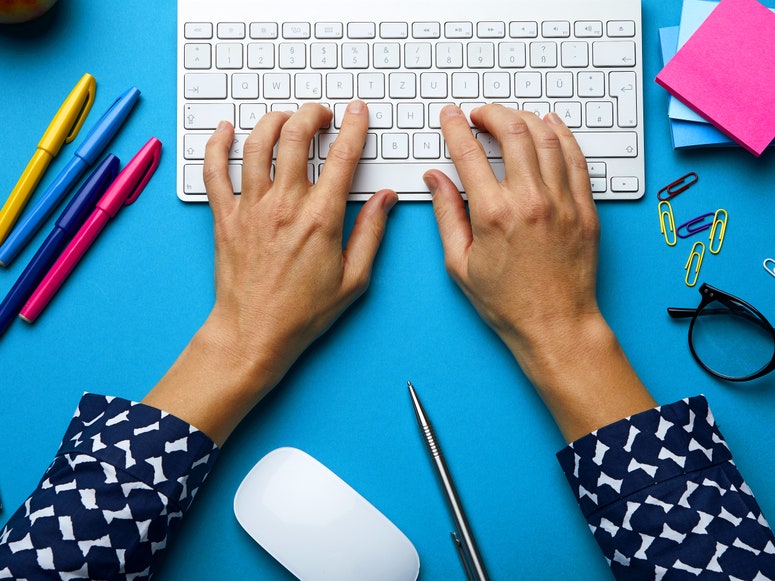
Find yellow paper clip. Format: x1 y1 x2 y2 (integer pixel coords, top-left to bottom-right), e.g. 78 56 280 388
684 241 705 287
708 208 728 255
658 200 677 246
764 258 775 278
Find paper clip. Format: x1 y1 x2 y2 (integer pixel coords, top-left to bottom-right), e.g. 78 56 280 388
658 200 677 246
764 258 775 278
657 171 698 201
677 212 714 239
708 208 728 255
684 241 705 287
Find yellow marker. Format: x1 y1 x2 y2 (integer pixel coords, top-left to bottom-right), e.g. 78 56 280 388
0 73 96 244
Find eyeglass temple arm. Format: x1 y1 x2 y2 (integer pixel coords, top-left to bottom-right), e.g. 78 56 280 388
667 307 696 319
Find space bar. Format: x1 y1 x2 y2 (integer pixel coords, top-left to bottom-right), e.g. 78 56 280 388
349 162 505 194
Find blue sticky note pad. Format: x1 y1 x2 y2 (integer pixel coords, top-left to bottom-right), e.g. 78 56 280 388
658 26 735 149
667 0 719 124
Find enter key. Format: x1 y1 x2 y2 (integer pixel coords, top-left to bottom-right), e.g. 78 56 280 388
609 71 638 128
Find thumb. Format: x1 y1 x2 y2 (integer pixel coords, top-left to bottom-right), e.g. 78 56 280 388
426 170 472 279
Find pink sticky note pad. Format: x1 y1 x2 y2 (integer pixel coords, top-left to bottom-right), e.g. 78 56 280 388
655 0 775 156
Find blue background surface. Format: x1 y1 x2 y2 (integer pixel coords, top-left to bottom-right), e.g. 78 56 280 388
1 1 775 579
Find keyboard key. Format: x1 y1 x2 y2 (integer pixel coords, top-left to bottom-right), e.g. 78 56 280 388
373 43 401 69
247 43 275 68
452 72 479 98
326 73 354 98
421 72 448 98
389 72 417 98
296 73 323 98
184 103 234 129
554 101 582 127
348 22 376 39
315 22 343 39
250 22 278 39
218 22 245 39
611 176 639 191
542 21 570 38
509 21 538 38
498 43 526 68
574 21 603 38
405 43 432 69
216 43 243 69
282 22 311 39
436 42 464 68
232 73 259 99
382 133 409 159
609 71 638 127
184 43 212 69
561 42 589 68
185 73 227 99
413 132 440 158
358 73 385 99
483 72 510 98
607 21 635 37
263 73 291 99
445 22 473 39
185 22 213 39
310 43 338 68
529 42 557 68
184 164 242 194
592 41 636 67
240 103 267 129
397 103 424 128
477 21 505 38
574 131 637 157
514 72 542 97
412 22 440 39
279 43 306 68
586 101 614 127
380 22 408 39
468 43 495 68
342 43 369 68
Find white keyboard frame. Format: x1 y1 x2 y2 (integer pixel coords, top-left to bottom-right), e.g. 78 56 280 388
177 0 645 202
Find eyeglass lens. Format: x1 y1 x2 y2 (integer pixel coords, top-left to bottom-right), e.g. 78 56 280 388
691 300 775 379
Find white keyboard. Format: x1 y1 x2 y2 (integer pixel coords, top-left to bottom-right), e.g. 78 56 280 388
177 0 645 202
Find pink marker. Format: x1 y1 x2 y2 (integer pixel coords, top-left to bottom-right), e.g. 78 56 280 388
20 137 162 323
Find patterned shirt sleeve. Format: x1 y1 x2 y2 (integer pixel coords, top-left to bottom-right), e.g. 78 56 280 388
557 395 775 580
0 393 219 580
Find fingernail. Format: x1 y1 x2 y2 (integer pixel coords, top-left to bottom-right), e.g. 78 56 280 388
423 173 439 197
383 192 398 214
546 112 564 125
216 120 229 131
441 104 462 117
348 100 365 114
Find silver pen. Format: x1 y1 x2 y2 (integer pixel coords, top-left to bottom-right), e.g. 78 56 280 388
407 381 490 581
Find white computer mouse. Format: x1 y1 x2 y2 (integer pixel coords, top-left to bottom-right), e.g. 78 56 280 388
234 447 420 581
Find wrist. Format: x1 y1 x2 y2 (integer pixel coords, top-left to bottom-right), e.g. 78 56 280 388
503 313 657 442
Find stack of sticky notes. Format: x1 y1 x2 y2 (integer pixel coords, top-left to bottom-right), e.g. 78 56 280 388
655 0 775 154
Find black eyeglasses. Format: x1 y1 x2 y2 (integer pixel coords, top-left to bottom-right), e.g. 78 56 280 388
668 283 775 382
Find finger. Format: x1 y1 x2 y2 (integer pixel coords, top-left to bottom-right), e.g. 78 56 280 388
241 110 290 200
273 104 332 194
440 105 501 201
545 112 595 210
341 188 398 297
425 169 472 284
204 120 238 217
472 107 567 195
316 100 369 211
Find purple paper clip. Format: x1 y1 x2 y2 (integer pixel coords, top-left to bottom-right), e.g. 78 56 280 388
677 212 714 238
657 172 698 201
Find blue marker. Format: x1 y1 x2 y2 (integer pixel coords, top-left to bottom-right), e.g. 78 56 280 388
0 87 139 267
0 154 120 338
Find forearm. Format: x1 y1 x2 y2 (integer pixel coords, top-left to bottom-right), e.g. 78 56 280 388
142 315 284 446
502 313 656 443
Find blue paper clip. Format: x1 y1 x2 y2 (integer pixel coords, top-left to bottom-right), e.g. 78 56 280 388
708 208 728 255
677 212 714 238
764 258 775 278
684 241 705 287
657 172 698 201
658 200 677 246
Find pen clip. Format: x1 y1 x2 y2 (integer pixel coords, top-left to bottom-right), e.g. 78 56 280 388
122 138 162 207
38 73 97 155
451 532 476 581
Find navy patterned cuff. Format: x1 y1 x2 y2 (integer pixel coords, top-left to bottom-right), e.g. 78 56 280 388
56 393 220 513
556 395 732 519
